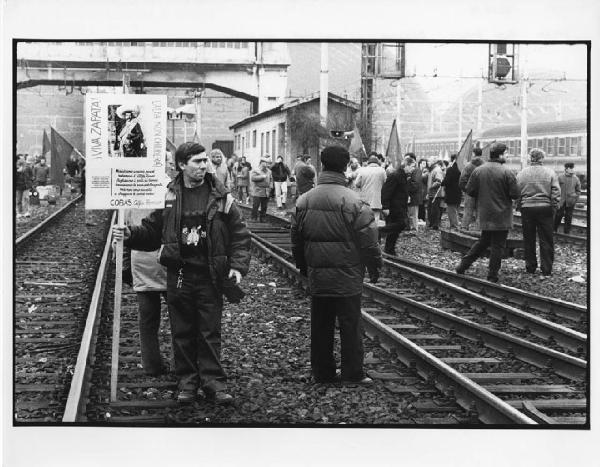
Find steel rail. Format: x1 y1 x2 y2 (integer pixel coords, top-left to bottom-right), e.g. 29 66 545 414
383 253 587 323
16 195 83 248
250 230 586 353
381 259 587 354
250 237 537 424
361 283 587 381
63 211 117 422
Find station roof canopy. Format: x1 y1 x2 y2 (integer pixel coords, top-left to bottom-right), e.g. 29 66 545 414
229 92 359 130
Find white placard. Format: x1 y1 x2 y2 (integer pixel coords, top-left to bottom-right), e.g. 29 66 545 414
85 93 168 210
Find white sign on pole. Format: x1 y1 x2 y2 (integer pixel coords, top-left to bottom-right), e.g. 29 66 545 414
85 93 168 210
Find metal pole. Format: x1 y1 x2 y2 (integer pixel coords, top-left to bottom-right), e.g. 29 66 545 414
396 79 402 152
320 42 328 126
195 91 201 141
477 77 483 132
520 76 528 170
458 94 463 149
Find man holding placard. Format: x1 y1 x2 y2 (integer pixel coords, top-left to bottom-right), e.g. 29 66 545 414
112 142 251 404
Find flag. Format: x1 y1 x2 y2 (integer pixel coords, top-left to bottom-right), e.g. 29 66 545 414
385 119 402 168
456 129 473 171
349 122 367 163
42 129 51 158
482 140 496 160
50 127 75 186
166 137 177 154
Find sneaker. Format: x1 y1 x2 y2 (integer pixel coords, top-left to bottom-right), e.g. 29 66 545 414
207 390 234 405
177 389 196 403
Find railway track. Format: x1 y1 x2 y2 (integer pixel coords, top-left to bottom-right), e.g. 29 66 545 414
243 206 588 425
14 200 113 423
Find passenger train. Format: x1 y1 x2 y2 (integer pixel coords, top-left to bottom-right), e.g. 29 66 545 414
412 118 588 183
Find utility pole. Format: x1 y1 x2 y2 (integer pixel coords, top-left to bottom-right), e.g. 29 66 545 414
520 71 529 170
194 89 202 141
395 79 402 151
320 42 328 126
458 94 463 149
477 77 483 132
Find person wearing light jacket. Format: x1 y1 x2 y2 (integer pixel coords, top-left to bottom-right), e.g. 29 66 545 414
516 148 561 276
355 155 387 225
554 162 581 234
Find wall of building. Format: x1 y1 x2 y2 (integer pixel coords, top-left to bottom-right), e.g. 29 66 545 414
232 112 286 169
16 85 252 160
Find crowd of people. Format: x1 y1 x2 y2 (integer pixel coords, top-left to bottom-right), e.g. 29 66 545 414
98 138 582 405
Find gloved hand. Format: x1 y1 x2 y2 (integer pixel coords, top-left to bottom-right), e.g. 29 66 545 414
368 268 380 284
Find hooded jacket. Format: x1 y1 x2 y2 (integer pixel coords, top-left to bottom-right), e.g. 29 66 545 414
125 172 251 288
291 171 382 297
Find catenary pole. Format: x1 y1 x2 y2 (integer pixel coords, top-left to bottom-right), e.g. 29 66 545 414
520 59 528 170
320 42 328 126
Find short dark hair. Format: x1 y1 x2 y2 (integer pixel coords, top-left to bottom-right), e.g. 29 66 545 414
490 143 507 159
473 147 482 157
450 153 457 162
175 142 206 171
320 145 350 173
405 152 416 161
564 162 575 169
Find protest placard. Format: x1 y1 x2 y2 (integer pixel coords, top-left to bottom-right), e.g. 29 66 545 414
85 93 168 210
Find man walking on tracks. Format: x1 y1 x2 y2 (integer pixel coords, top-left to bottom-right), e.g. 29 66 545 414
554 161 581 234
455 143 520 283
112 142 251 404
291 145 382 385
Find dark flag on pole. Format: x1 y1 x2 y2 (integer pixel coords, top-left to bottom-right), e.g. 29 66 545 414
50 127 75 186
385 119 402 168
42 129 51 159
456 129 473 171
166 137 177 155
481 140 496 160
349 122 367 163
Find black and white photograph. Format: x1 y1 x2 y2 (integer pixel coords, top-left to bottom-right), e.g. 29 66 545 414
3 1 599 466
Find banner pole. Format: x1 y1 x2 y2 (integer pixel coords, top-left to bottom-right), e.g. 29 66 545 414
110 208 125 402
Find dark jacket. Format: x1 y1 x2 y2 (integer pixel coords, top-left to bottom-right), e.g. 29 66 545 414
66 159 79 178
459 156 484 192
271 162 291 182
33 164 50 186
407 167 422 206
291 171 382 297
125 173 251 288
466 160 520 230
16 166 33 191
442 163 462 205
381 168 408 227
557 172 581 207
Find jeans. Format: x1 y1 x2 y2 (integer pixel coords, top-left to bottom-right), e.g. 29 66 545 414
428 197 441 229
237 185 249 202
456 230 509 281
136 291 165 374
166 268 226 392
522 206 554 275
461 194 478 230
554 204 574 234
274 181 288 207
446 204 459 229
251 196 269 220
311 294 364 382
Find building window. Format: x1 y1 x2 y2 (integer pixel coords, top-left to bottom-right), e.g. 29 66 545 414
558 137 566 156
261 133 265 156
252 130 257 148
272 129 277 157
569 136 579 156
241 137 245 154
265 131 270 155
547 137 556 157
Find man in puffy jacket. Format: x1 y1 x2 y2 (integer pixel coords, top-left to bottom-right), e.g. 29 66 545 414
455 143 520 283
112 142 251 405
516 149 561 276
291 145 382 385
554 162 581 234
